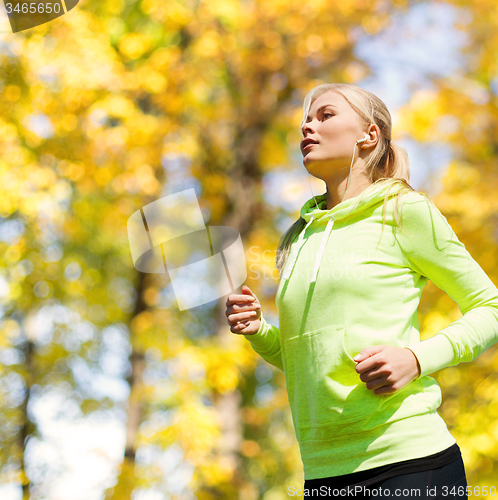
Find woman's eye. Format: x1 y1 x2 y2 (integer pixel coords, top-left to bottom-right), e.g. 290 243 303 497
323 113 333 118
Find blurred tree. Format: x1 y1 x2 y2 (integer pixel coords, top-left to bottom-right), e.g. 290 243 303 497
7 0 498 498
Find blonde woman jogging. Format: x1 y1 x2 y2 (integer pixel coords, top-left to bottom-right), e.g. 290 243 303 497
225 83 498 498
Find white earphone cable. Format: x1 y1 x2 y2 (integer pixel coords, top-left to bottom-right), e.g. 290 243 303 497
308 136 366 208
341 140 360 204
308 171 319 210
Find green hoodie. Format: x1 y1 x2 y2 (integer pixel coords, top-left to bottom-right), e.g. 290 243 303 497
245 179 498 480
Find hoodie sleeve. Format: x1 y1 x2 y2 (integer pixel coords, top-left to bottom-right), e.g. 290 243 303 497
244 313 284 372
397 193 498 379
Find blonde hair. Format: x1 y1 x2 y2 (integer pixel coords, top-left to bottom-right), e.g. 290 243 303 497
276 83 424 279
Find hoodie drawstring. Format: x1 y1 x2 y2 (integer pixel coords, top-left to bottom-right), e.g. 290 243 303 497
281 216 315 281
310 216 335 284
281 215 335 283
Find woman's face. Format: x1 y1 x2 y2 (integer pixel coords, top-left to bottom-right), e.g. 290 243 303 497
301 91 368 180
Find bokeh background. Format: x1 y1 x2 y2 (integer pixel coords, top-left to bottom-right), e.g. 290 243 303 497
1 0 498 498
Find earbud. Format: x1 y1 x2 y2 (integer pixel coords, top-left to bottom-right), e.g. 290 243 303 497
356 134 370 145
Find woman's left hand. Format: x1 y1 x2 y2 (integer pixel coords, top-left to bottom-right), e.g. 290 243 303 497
353 345 422 395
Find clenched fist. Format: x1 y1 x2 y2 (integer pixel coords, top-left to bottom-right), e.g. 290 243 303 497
225 285 262 336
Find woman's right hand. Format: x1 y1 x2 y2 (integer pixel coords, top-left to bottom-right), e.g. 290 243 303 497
226 285 262 336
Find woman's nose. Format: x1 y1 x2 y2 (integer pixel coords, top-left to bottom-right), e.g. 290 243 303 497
303 122 315 136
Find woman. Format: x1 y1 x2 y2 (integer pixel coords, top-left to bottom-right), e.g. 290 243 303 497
225 83 498 498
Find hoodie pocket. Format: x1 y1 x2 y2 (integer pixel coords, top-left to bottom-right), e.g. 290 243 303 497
284 325 384 435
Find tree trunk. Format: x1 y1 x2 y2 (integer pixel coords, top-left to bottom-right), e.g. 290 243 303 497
210 122 267 491
19 338 34 500
106 271 148 499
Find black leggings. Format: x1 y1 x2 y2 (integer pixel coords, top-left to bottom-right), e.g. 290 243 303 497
303 457 467 499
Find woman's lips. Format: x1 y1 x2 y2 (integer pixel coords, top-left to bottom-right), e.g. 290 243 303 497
303 143 317 151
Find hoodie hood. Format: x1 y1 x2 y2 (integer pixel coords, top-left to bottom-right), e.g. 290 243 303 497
282 180 405 283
